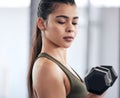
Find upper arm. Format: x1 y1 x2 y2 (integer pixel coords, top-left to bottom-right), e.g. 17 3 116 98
32 60 66 98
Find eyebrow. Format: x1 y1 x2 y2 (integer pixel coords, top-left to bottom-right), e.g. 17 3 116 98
56 15 79 19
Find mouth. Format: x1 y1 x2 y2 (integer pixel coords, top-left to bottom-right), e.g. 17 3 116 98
63 36 74 42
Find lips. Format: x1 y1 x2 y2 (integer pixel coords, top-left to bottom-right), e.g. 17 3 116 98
63 36 74 42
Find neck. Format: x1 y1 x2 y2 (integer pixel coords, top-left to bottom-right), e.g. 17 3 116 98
41 39 67 65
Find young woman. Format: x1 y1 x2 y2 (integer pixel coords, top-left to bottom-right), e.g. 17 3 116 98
27 0 105 98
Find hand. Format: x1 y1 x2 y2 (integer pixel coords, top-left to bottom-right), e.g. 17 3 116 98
86 92 105 98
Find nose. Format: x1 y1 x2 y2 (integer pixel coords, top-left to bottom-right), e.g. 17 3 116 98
66 23 75 33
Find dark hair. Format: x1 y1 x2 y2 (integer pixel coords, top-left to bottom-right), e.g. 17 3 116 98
27 0 76 98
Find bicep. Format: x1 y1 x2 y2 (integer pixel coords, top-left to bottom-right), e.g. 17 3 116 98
33 63 66 98
37 77 66 98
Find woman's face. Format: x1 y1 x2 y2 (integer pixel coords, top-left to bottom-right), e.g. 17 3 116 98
43 4 79 48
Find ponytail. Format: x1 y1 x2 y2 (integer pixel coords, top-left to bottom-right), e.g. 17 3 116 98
27 24 42 98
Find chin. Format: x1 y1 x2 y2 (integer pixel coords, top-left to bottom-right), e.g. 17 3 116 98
63 44 72 48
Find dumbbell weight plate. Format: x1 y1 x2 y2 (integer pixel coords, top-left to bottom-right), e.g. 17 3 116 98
95 66 112 86
100 65 118 86
85 67 111 95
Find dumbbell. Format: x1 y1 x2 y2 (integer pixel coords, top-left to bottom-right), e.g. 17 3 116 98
100 65 118 86
84 65 118 95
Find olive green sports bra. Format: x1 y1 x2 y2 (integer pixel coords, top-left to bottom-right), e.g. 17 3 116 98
38 53 88 98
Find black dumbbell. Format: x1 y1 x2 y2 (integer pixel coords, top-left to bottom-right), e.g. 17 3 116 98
100 65 118 86
84 65 118 95
95 66 112 85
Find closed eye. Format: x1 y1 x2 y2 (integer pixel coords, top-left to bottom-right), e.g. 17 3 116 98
72 22 78 25
58 21 65 24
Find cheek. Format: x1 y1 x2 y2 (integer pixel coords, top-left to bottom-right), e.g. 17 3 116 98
51 26 59 33
47 24 63 35
74 30 78 36
45 25 62 40
75 27 79 35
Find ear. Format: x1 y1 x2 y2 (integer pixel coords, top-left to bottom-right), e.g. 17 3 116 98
37 18 46 30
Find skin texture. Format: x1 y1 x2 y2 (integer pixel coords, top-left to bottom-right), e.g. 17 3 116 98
32 3 105 98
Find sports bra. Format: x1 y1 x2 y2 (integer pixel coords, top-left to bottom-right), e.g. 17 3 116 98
38 53 88 98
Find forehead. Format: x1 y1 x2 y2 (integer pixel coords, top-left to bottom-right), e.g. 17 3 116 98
50 4 78 18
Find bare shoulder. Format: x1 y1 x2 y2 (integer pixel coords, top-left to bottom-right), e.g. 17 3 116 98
32 57 63 83
32 58 66 98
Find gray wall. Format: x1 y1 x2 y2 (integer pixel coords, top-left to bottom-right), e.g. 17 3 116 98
0 7 30 98
100 8 119 98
